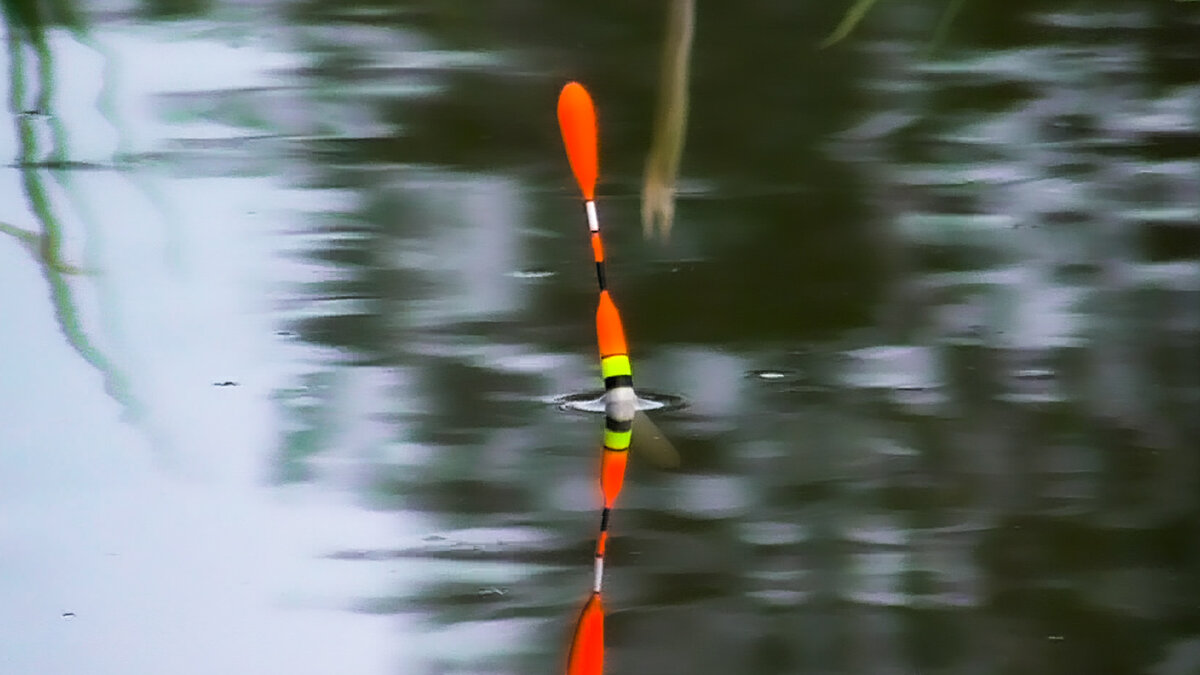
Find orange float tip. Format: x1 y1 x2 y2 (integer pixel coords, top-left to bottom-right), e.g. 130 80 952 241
566 592 604 675
600 449 628 509
557 81 598 202
595 291 628 358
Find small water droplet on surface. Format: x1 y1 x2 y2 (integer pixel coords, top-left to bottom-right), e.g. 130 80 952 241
749 369 789 380
508 269 555 279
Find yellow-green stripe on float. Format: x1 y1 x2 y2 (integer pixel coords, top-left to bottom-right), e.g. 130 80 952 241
603 428 632 450
601 354 631 379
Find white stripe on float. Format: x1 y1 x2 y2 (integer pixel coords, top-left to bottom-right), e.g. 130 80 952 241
593 556 604 592
585 201 599 232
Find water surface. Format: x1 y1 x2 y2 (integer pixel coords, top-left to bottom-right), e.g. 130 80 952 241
2 2 1198 674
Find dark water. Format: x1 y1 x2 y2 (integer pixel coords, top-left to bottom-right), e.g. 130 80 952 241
2 2 1199 674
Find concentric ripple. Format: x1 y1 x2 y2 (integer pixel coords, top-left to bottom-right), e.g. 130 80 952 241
552 390 688 413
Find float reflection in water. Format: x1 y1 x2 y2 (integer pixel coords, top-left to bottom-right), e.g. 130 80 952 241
566 591 605 675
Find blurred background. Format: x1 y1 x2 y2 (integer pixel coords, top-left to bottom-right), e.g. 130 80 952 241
1 1 1198 674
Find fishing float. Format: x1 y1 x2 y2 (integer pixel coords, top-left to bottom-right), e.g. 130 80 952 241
557 81 637 594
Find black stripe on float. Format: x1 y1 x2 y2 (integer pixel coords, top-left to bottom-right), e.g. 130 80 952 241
605 416 633 432
595 261 607 290
599 507 611 532
604 374 633 390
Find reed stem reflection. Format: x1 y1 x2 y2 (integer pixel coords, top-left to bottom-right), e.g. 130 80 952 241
642 0 694 241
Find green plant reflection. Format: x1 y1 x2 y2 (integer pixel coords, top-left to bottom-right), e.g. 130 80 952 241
2 0 140 425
